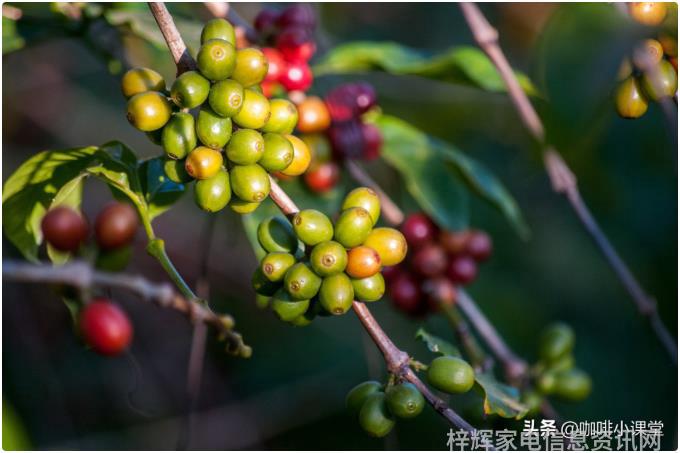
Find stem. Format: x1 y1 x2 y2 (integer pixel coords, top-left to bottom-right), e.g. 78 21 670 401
146 238 196 300
148 2 196 75
456 289 527 384
460 3 676 364
439 300 490 371
344 161 405 225
148 2 486 437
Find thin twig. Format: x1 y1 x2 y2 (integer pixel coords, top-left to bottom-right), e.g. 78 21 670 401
148 2 196 75
460 2 676 364
439 300 492 371
344 160 405 225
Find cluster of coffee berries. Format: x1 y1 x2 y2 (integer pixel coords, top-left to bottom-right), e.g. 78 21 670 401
384 212 492 317
41 202 139 271
616 3 678 118
254 4 317 94
523 323 592 414
79 298 133 356
252 187 407 324
292 82 382 194
346 380 425 437
121 17 312 214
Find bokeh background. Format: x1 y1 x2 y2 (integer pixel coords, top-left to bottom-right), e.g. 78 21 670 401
3 2 677 450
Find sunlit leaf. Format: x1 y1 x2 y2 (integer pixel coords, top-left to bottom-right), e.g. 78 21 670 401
315 42 537 95
475 372 529 419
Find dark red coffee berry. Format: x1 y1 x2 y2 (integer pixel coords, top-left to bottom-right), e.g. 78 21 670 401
353 82 378 114
328 119 365 159
262 47 286 82
389 272 423 315
466 230 492 262
304 161 340 193
439 230 470 255
401 213 436 249
41 206 89 252
411 243 447 277
254 8 280 34
276 27 316 62
95 202 139 250
361 123 382 160
447 255 478 285
324 83 377 122
276 4 316 29
80 299 133 356
422 277 457 311
381 265 401 283
279 60 313 91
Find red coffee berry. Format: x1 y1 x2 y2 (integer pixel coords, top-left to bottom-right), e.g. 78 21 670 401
389 272 424 315
262 47 286 82
361 123 382 160
401 213 436 249
80 299 133 356
422 277 457 311
328 119 365 159
466 230 492 262
353 82 378 114
254 8 280 34
276 27 316 62
411 243 447 277
324 83 377 122
447 255 478 285
261 80 282 98
279 60 313 91
276 4 316 29
381 265 401 282
439 230 470 255
41 206 89 252
304 161 340 193
95 202 139 250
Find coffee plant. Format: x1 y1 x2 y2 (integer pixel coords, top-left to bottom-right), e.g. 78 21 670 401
3 2 676 449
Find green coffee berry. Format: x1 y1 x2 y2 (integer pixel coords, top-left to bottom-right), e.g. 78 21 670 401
229 199 260 214
346 381 382 414
358 393 395 438
553 368 592 401
342 187 381 226
230 164 271 202
318 273 354 315
427 356 475 394
258 132 294 172
351 273 385 302
292 209 333 246
310 241 348 276
201 18 236 45
209 79 244 118
261 252 297 282
162 112 196 160
163 157 193 183
261 99 298 135
283 262 322 300
233 89 270 129
231 48 268 87
197 39 236 81
170 70 210 109
385 383 425 419
334 207 374 248
539 322 575 363
196 105 232 149
226 129 264 165
252 267 280 296
194 168 231 212
270 289 310 322
257 217 299 254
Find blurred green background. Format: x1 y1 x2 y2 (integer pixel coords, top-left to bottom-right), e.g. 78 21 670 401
2 2 677 450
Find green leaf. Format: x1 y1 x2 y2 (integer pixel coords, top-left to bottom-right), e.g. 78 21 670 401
3 400 31 450
138 157 187 220
376 115 469 230
314 42 537 95
474 372 529 420
415 328 461 357
375 114 528 236
2 17 25 54
104 9 203 54
2 147 98 261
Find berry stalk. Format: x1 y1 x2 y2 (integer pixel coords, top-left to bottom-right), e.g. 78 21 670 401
460 2 677 364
